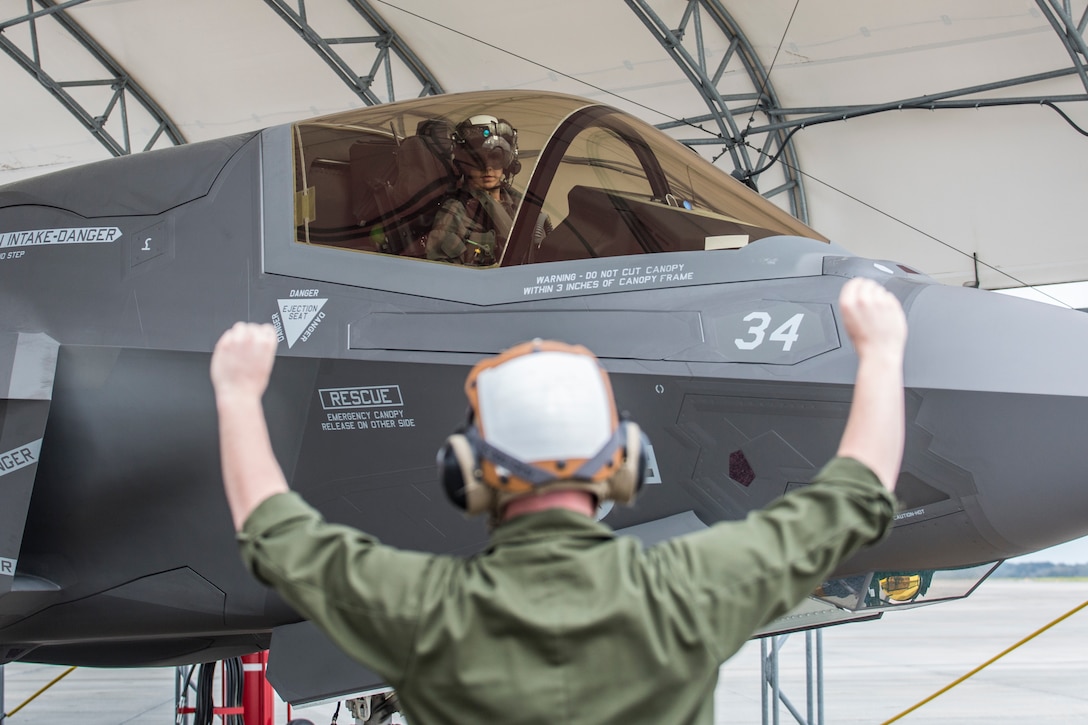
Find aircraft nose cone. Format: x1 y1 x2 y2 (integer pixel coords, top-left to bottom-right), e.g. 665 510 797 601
897 283 1088 562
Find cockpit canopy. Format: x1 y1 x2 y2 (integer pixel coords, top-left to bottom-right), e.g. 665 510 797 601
291 90 825 268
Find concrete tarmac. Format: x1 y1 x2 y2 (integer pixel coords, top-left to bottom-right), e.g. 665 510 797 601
2 579 1087 724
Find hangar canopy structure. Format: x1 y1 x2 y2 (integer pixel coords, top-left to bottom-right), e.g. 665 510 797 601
2 0 1087 295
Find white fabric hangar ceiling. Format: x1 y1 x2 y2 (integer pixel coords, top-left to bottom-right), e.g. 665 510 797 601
2 0 1087 295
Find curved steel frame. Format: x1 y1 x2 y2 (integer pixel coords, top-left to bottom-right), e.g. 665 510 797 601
0 0 185 158
262 0 443 106
1036 0 1088 94
631 0 1088 227
627 0 809 222
4 0 1084 189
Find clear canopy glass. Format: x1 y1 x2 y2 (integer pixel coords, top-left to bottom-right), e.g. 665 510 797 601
291 90 824 268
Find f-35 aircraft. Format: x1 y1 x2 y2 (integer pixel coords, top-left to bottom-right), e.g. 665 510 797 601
2 89 1088 704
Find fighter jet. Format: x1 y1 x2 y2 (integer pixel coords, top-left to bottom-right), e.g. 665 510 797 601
2 89 1087 704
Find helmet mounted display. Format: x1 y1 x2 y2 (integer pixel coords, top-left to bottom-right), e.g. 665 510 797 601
453 114 520 175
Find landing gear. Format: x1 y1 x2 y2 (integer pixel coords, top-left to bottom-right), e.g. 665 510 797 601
345 691 403 724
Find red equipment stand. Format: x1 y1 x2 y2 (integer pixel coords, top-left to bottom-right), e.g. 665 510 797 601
175 653 276 725
175 666 244 722
242 652 275 725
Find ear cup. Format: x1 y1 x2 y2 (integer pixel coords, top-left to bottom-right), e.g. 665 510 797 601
438 441 467 510
440 433 495 516
635 430 651 490
607 422 648 505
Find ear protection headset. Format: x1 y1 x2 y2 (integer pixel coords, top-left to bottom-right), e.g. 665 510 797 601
438 340 650 517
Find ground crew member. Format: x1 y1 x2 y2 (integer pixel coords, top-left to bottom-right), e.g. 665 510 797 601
211 277 906 724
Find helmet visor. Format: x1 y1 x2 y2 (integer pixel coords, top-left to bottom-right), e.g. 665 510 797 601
456 136 514 171
455 116 517 170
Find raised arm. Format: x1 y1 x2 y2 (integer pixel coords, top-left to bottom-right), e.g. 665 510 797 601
210 322 289 530
835 278 908 491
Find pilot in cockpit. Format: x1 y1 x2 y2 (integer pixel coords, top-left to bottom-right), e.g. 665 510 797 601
425 114 544 265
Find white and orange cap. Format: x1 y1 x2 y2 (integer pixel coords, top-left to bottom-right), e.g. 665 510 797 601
464 339 625 497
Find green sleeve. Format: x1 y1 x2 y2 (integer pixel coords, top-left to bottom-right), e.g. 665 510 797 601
237 492 436 683
649 457 896 662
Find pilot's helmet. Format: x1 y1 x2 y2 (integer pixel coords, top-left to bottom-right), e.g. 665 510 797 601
452 114 521 176
439 339 646 518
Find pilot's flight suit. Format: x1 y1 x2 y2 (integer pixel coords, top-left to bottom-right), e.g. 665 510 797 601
239 456 896 725
425 184 519 265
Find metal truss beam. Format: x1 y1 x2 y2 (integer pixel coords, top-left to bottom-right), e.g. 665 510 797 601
750 67 1088 136
627 0 809 222
0 0 185 157
633 2 1088 223
712 4 1088 141
1035 0 1088 93
263 0 443 106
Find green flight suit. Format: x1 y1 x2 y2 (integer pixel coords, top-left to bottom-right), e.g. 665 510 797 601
239 456 896 724
425 184 518 265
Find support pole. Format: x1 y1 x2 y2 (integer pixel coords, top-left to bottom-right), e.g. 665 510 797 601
760 632 824 725
175 665 194 725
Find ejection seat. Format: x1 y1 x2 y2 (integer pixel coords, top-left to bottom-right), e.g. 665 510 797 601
350 119 457 257
299 156 379 250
